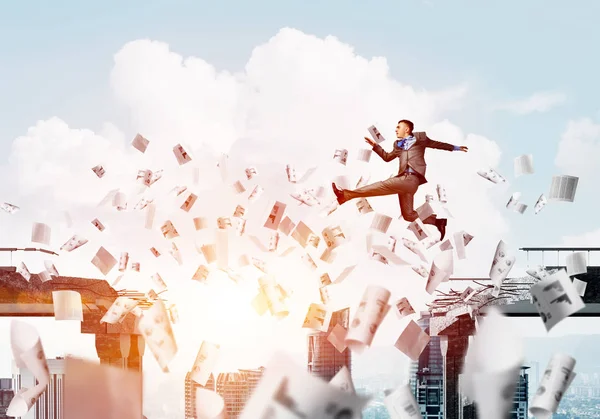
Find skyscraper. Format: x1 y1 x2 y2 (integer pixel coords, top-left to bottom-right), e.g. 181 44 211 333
0 378 14 419
12 357 65 419
185 368 265 419
307 308 352 381
510 367 529 419
216 369 265 418
409 312 444 418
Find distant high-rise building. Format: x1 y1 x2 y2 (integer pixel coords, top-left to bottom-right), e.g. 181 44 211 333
409 312 444 418
216 368 264 418
0 378 14 419
12 357 65 419
185 372 215 419
185 368 265 419
510 367 529 419
307 308 352 382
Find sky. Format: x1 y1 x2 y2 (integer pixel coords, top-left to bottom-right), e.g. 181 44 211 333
1 0 600 416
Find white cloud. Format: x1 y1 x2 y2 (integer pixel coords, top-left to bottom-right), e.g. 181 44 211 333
496 91 567 115
0 28 512 377
555 117 600 178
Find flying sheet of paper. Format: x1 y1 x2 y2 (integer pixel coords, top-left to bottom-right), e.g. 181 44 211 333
17 262 31 281
7 320 50 417
565 252 587 276
240 352 370 419
370 213 393 234
91 247 117 276
394 298 416 319
100 297 138 324
264 201 287 230
131 133 149 153
384 384 422 419
302 303 332 333
426 250 453 294
245 166 258 180
477 168 507 184
436 184 447 203
345 285 391 353
60 234 88 252
333 149 349 165
530 269 586 332
138 300 178 372
572 278 587 297
191 341 221 386
407 218 428 241
52 290 83 321
526 265 551 281
514 154 534 177
1 202 20 214
329 366 356 394
357 149 372 162
394 320 430 361
368 125 386 143
31 222 51 246
529 353 576 418
489 240 516 296
63 356 143 419
356 198 374 215
549 175 578 202
534 194 548 214
327 324 348 353
145 202 156 230
173 143 192 165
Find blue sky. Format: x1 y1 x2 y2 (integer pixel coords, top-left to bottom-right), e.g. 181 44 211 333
1 0 599 254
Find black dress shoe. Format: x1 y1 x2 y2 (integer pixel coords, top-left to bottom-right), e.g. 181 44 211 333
332 183 345 205
435 218 447 241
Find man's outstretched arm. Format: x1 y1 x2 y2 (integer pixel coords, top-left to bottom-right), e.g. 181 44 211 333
425 135 468 152
364 136 396 162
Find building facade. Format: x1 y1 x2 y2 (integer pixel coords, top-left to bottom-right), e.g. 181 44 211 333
12 358 65 419
307 308 352 382
409 312 444 418
185 368 264 419
0 378 13 419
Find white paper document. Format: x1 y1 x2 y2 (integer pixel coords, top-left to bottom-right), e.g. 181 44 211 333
530 269 586 332
91 247 117 276
477 168 507 184
345 285 391 353
370 213 393 234
138 300 178 372
7 321 50 417
489 240 516 296
514 154 534 177
549 175 578 202
534 194 548 214
565 252 587 276
191 341 221 386
529 353 576 418
240 352 370 419
384 384 422 419
426 250 453 294
302 303 332 333
31 222 51 245
394 320 430 361
368 125 386 143
52 290 83 321
100 297 138 324
60 234 88 252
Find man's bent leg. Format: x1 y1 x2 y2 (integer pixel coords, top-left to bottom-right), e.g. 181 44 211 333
397 177 421 222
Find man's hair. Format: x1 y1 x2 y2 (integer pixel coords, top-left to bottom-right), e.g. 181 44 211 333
398 119 414 134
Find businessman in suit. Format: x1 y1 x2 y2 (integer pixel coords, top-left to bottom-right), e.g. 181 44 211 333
332 119 468 240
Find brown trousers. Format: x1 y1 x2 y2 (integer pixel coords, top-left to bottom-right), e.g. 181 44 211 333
344 173 436 224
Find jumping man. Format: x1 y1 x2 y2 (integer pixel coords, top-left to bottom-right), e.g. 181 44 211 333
332 119 468 241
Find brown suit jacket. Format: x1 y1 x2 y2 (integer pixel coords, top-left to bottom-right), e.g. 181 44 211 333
372 131 454 185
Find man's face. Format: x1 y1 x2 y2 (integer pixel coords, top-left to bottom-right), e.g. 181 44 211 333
396 122 410 138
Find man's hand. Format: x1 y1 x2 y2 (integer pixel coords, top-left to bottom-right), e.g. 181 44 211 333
458 146 468 152
364 136 376 147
